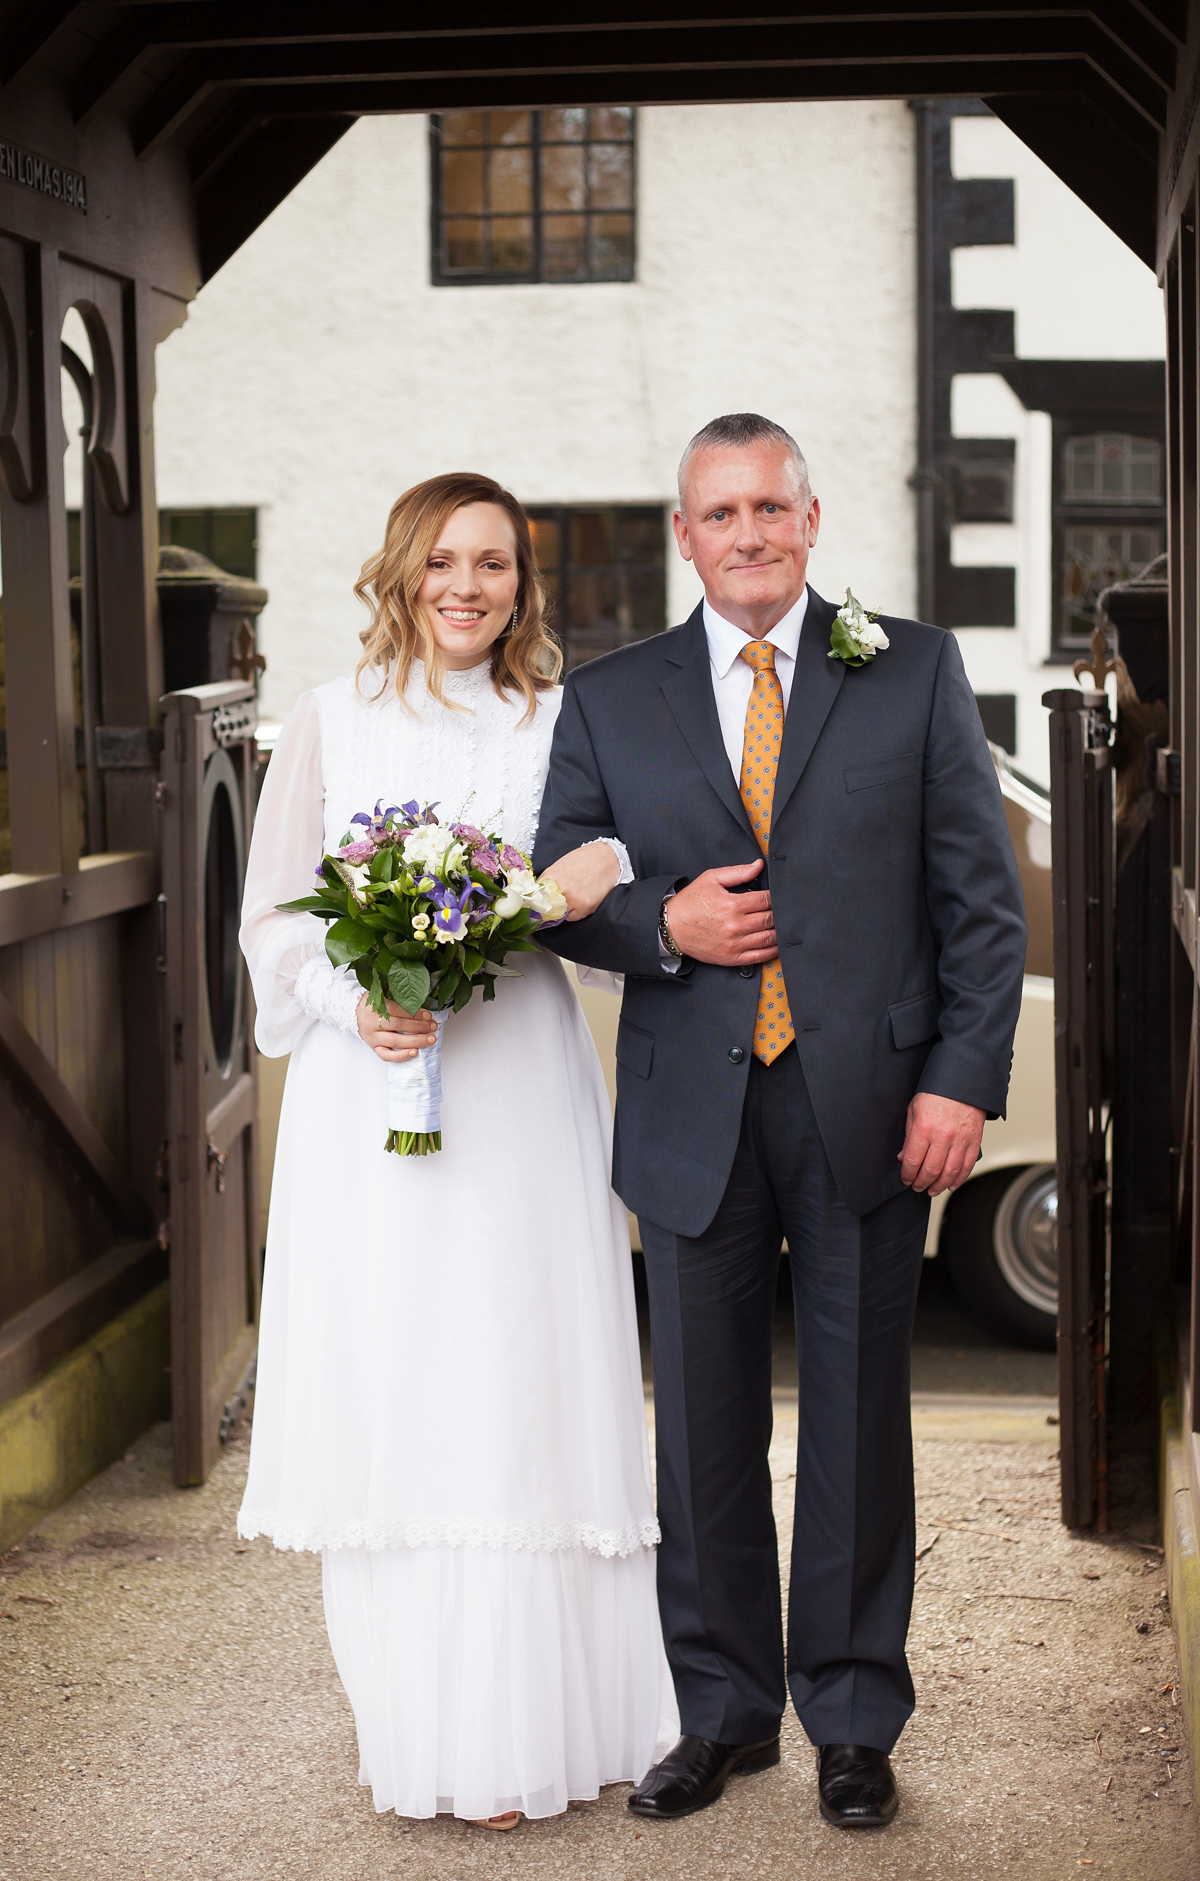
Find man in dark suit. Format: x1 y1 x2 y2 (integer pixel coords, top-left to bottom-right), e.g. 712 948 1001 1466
532 413 1026 1830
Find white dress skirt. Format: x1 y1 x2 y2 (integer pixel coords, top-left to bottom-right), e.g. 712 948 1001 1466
238 661 674 1820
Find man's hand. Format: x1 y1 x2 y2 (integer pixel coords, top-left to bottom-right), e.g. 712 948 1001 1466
898 1092 985 1196
664 859 777 967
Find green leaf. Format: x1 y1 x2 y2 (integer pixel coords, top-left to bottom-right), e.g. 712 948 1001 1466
435 963 461 1005
277 894 338 914
387 959 432 1015
481 975 496 1002
452 978 474 1012
828 616 867 666
368 970 388 1018
326 916 376 965
460 947 484 979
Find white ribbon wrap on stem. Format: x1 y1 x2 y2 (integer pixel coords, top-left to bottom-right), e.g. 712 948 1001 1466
385 1008 449 1134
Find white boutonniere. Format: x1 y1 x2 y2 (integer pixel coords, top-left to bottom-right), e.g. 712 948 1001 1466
828 589 889 668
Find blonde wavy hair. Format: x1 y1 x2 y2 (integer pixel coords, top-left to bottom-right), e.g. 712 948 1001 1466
354 473 561 720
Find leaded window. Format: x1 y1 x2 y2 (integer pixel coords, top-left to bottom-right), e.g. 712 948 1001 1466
1054 431 1164 655
431 109 636 285
528 506 665 667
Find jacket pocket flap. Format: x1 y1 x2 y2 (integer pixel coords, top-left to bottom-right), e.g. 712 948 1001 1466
845 752 919 793
616 1020 654 1079
889 990 941 1051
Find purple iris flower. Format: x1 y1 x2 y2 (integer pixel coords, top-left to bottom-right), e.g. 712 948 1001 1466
429 879 488 941
349 800 402 842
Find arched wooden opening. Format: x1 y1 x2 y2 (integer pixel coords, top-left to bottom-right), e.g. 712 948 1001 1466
0 4 1187 1524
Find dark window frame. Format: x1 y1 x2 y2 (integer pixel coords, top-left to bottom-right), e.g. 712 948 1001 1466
429 108 637 287
528 503 667 669
1050 413 1165 660
157 507 259 580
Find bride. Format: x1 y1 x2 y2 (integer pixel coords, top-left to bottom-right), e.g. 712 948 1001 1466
238 472 673 1829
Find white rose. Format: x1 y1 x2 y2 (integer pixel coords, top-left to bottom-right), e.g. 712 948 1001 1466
529 878 568 922
855 620 890 651
492 888 524 918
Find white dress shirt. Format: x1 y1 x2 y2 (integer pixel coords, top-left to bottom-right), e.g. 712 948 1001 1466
702 585 809 781
658 585 809 969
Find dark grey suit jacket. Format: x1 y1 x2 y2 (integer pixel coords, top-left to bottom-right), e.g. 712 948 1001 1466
532 588 1027 1236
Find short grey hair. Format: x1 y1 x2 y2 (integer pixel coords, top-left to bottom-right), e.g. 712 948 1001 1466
677 412 811 512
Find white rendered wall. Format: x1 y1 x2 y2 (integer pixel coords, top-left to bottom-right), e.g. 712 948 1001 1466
948 114 1164 785
153 103 917 720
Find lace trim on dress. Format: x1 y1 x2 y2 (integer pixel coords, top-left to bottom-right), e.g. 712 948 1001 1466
295 954 364 1038
237 1513 662 1558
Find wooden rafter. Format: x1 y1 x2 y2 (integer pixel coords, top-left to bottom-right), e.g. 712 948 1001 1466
72 4 1179 135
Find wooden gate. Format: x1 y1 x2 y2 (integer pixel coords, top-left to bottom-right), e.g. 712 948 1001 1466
160 681 260 1487
1043 684 1116 1531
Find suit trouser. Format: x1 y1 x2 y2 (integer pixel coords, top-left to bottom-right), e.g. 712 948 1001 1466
638 1043 930 1753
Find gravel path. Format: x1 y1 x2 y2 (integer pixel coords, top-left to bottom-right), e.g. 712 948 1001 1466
0 1400 1193 1880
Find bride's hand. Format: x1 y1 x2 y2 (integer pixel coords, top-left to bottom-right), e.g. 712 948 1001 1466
357 995 438 1062
541 844 621 922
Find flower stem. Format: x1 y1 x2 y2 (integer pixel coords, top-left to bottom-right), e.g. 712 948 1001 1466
384 1129 443 1157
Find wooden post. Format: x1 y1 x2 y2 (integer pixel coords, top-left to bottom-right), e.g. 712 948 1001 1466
1 244 78 879
1044 687 1115 1531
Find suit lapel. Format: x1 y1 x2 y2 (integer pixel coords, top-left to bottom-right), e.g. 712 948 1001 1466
660 608 755 839
771 587 844 826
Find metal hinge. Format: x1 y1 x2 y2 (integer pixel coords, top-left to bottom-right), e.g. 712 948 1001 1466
212 701 257 748
1156 747 1182 796
219 1355 257 1445
206 1137 227 1194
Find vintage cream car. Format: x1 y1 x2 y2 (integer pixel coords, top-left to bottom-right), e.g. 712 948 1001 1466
567 745 1058 1350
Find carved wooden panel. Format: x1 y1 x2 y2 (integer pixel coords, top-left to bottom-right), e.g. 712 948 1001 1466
0 230 31 501
58 257 130 515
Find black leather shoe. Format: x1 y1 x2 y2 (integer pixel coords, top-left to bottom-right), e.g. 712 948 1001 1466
817 1743 898 1828
628 1734 780 1820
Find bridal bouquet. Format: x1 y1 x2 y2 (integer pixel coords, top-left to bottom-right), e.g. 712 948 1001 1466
279 800 567 1156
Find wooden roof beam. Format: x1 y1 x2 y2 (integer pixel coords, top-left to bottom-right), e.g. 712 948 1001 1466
75 4 1178 122
131 17 1171 158
1127 0 1186 47
181 57 1158 163
0 0 80 87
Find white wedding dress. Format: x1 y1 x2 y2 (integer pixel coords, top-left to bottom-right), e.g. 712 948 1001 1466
238 659 674 1821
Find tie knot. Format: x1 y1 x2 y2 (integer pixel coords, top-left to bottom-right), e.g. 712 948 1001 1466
740 639 777 675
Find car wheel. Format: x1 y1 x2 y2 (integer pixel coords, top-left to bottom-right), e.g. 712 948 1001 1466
940 1164 1058 1350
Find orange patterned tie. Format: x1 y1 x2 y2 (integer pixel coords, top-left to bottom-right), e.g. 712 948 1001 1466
738 641 795 1065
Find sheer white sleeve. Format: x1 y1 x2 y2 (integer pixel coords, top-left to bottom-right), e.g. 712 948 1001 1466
584 836 633 885
240 692 364 1056
569 841 630 994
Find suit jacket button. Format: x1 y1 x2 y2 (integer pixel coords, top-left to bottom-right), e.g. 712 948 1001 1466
728 1045 745 1064
739 965 755 978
